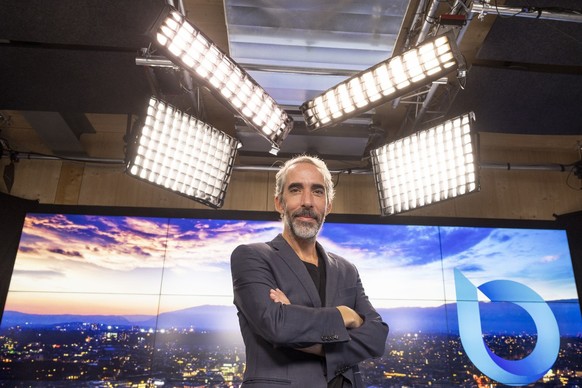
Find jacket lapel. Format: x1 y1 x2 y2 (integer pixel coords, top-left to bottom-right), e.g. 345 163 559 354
269 234 322 308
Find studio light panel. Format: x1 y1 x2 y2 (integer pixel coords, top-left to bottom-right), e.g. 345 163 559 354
151 7 293 150
300 32 463 131
371 113 478 216
126 97 240 209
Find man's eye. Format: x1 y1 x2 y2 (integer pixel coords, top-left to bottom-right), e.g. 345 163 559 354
314 189 325 196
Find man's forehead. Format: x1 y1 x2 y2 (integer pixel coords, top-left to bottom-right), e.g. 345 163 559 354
286 163 325 184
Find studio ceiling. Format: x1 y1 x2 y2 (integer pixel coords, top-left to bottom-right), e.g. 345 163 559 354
0 0 581 168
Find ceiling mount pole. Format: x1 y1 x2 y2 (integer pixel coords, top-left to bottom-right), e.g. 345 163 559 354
472 3 582 23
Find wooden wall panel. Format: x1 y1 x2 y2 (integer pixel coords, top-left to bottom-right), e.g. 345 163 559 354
2 111 53 154
222 171 271 211
331 174 378 215
78 165 208 209
7 159 61 204
384 132 579 220
54 162 84 205
1 131 581 220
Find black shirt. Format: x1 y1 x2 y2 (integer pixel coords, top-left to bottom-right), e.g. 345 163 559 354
302 252 349 388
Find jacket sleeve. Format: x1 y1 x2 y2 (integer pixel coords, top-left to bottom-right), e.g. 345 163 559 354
231 244 350 347
324 268 389 380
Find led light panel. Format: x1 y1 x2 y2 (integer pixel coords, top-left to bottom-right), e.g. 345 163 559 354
370 113 478 216
126 97 241 209
151 7 293 150
300 32 463 131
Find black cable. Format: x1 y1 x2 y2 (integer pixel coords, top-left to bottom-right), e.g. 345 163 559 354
565 164 582 191
1 149 124 166
333 171 341 189
493 0 525 18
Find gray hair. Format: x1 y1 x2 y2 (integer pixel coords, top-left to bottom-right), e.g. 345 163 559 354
274 154 335 205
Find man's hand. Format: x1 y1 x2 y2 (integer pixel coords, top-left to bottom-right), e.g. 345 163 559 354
270 288 291 305
270 288 363 329
336 305 364 329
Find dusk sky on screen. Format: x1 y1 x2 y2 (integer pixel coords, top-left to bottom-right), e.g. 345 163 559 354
4 213 578 315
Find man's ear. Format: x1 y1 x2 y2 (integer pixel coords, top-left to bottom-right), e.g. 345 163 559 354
325 201 333 216
274 196 284 214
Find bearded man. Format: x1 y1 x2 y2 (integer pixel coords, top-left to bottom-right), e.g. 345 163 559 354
230 155 389 388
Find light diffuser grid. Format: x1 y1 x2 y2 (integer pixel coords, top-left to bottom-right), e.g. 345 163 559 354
152 7 293 149
370 113 478 216
300 32 463 131
126 97 241 209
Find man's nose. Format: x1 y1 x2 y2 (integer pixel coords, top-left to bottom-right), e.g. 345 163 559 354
301 191 313 207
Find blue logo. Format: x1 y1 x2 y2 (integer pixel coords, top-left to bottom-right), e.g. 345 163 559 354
454 269 560 386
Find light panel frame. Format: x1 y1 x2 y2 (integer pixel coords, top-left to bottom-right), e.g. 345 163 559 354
125 97 241 209
300 31 465 131
149 6 293 151
370 112 479 216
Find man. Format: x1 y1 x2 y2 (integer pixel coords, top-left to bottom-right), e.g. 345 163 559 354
230 155 389 387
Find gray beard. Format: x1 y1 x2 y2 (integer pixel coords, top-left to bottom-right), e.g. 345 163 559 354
285 214 322 241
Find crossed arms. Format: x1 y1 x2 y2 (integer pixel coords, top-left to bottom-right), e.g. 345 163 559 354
270 287 364 356
231 243 388 374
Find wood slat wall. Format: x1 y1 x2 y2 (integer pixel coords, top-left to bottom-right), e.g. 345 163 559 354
2 128 581 220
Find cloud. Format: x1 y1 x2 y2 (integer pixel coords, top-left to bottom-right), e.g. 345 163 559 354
319 223 442 268
20 214 172 271
16 246 36 254
47 248 83 258
12 269 65 279
18 215 283 274
541 255 559 263
455 263 484 272
16 215 576 308
165 220 282 269
440 228 576 300
439 227 493 256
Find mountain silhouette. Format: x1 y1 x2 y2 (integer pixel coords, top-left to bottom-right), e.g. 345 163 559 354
2 300 580 336
142 305 240 331
378 299 581 336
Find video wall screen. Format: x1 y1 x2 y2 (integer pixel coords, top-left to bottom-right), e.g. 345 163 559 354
1 211 580 387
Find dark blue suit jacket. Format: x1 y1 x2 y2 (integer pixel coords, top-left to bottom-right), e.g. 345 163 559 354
231 234 389 387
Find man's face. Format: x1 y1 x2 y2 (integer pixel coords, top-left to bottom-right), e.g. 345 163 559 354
275 162 332 241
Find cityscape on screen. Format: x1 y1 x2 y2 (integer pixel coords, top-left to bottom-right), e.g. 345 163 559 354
1 213 581 387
